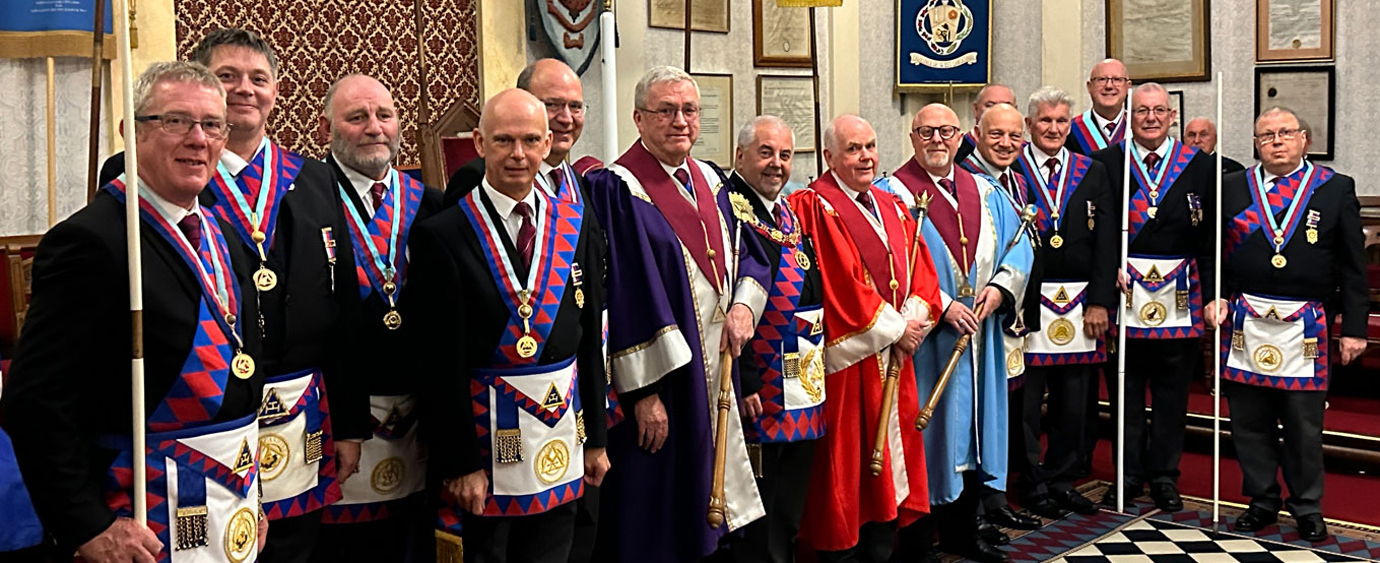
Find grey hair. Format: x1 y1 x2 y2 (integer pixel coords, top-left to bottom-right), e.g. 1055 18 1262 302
133 61 225 116
736 115 795 149
821 122 837 153
633 66 698 110
322 73 371 117
189 28 280 79
977 83 1012 100
1132 82 1169 102
1025 86 1074 117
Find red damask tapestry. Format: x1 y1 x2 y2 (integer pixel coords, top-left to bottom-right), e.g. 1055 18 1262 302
175 0 479 166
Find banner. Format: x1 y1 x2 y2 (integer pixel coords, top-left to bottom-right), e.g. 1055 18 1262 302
533 0 602 75
776 0 843 6
895 0 990 90
0 0 114 59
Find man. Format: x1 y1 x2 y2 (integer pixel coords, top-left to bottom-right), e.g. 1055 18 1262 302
955 103 1047 539
446 58 589 206
585 66 770 563
1184 117 1245 173
1092 83 1216 511
1067 59 1130 155
407 88 609 563
3 61 267 563
788 114 940 563
958 84 1017 164
189 29 367 563
1014 88 1116 518
1205 107 1368 543
307 74 445 562
727 116 823 563
884 104 1033 563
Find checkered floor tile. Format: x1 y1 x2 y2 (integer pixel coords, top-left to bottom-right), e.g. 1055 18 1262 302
1054 519 1366 563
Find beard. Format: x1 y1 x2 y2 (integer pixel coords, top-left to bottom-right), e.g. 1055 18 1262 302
332 133 399 179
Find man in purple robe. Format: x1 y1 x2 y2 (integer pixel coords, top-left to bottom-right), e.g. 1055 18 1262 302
586 66 772 563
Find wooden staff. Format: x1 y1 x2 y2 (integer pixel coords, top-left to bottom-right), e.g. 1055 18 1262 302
87 0 106 200
808 6 822 175
869 198 931 477
111 0 146 525
707 221 743 528
682 0 692 71
916 205 1038 431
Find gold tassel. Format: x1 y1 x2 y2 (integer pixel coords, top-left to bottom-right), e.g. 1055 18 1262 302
435 530 464 563
576 411 587 446
1176 290 1189 310
1303 337 1319 360
782 352 801 379
495 429 523 463
748 443 763 478
1232 331 1245 351
174 505 208 550
304 430 324 464
1124 287 1134 310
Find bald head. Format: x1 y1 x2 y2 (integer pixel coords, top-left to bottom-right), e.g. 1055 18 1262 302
977 103 1024 170
321 74 400 181
822 114 878 190
910 103 961 175
973 84 1016 125
476 88 552 196
1087 58 1130 117
1183 117 1218 154
519 58 584 164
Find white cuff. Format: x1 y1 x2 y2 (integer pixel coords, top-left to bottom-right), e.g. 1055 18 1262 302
824 302 906 374
609 326 693 393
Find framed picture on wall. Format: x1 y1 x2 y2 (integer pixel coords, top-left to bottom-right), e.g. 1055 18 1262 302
1105 0 1211 82
757 74 818 152
1256 0 1334 63
690 73 734 165
753 0 813 67
649 0 730 33
1254 65 1335 160
1167 90 1184 140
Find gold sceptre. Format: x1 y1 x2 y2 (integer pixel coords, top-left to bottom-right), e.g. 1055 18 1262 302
869 192 930 477
708 220 744 528
916 204 1038 431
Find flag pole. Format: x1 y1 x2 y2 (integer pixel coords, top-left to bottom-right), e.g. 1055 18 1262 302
1116 87 1132 514
113 0 146 526
808 6 822 176
87 0 107 200
600 0 618 162
1211 71 1224 528
682 0 692 71
46 57 59 226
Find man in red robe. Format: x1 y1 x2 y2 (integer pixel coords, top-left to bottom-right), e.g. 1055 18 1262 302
788 115 942 563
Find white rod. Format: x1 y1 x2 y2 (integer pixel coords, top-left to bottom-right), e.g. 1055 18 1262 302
46 57 58 227
1116 87 1132 514
114 0 146 525
600 3 618 162
1212 71 1224 527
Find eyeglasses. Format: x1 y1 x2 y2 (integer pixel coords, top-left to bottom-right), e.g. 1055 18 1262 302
543 99 585 116
638 105 700 121
1254 128 1303 144
1132 107 1172 118
135 113 231 140
1091 76 1130 86
913 125 960 140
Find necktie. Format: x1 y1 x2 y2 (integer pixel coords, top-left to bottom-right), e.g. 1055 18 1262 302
178 212 203 251
1143 152 1161 180
673 168 695 201
1001 172 1023 205
856 191 876 218
514 201 536 269
1045 158 1061 186
771 204 784 227
1105 122 1117 137
370 182 386 213
548 169 564 197
938 178 956 199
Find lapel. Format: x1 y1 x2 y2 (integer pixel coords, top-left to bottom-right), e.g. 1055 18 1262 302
810 172 908 305
893 159 980 272
616 140 728 290
327 155 373 219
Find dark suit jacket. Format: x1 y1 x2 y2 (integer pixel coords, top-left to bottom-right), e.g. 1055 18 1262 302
443 157 486 208
1092 144 1218 300
727 172 823 396
0 193 262 553
1212 153 1246 174
406 186 609 480
1219 169 1368 337
1014 153 1119 326
326 156 446 396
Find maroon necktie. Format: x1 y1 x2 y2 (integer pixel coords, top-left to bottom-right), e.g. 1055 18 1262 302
855 190 876 218
1045 158 1062 186
549 169 564 198
673 168 695 201
370 182 386 213
1143 152 1162 180
1001 172 1025 206
178 213 203 251
514 201 536 269
772 204 784 226
1105 122 1117 137
939 178 956 199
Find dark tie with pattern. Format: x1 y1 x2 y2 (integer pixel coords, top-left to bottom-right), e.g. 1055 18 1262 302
514 201 536 269
1143 152 1162 180
673 168 694 201
549 169 564 198
179 213 203 250
772 203 784 227
370 182 386 213
939 177 956 199
1046 158 1061 187
856 190 876 218
1105 122 1117 138
1001 172 1024 206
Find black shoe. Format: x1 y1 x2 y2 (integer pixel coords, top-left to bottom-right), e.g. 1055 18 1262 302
1023 494 1070 520
1150 482 1183 512
1233 506 1279 532
941 538 1010 563
1296 513 1328 542
986 505 1042 530
977 516 1010 545
1055 489 1100 516
1099 482 1142 507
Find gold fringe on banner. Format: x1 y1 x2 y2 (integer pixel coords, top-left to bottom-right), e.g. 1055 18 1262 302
0 31 116 59
776 0 842 7
436 530 464 563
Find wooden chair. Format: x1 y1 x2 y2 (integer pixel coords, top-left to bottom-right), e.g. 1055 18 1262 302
0 235 42 348
418 100 481 189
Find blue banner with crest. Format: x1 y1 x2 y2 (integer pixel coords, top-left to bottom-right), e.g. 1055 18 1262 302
896 0 991 89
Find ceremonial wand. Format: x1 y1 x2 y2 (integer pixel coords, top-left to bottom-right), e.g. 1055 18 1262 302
112 0 146 526
869 192 931 477
915 204 1038 431
1115 89 1133 514
708 221 744 528
1211 72 1224 527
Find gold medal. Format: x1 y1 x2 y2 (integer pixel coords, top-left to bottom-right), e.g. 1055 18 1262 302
1306 228 1318 244
1139 302 1167 326
574 288 585 309
383 309 402 330
231 352 255 379
1252 343 1283 373
794 251 811 270
1147 206 1158 219
1050 234 1064 249
535 439 571 484
516 335 538 358
1271 254 1287 269
253 267 277 291
1048 318 1076 346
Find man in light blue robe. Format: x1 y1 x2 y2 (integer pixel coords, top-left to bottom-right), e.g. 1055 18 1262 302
881 104 1033 563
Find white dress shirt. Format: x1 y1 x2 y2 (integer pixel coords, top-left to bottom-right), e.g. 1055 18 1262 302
481 177 540 243
334 153 392 218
